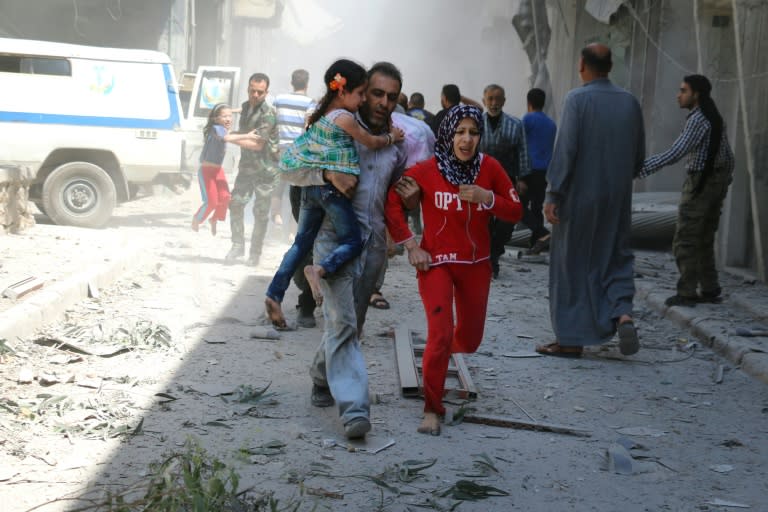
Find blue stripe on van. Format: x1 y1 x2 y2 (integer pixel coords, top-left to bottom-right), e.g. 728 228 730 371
0 63 182 130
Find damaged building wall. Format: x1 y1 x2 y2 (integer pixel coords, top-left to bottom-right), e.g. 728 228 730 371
0 166 35 235
542 0 768 281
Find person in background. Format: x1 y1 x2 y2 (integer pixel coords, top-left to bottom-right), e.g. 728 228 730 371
386 105 522 435
539 44 644 358
369 110 437 311
636 74 735 307
520 87 556 254
396 92 408 113
225 73 279 266
406 92 434 125
192 104 260 235
479 83 529 278
429 84 482 136
273 68 318 327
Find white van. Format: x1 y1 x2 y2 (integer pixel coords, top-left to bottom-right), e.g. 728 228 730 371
0 38 238 228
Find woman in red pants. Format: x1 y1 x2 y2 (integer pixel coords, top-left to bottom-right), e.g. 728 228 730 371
385 105 522 435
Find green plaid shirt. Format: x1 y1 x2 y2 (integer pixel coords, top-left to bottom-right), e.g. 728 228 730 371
280 111 359 175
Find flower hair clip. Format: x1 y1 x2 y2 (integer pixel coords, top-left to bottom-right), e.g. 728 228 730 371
329 73 347 92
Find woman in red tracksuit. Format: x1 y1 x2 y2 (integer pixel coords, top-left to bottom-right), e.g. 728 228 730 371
385 105 522 436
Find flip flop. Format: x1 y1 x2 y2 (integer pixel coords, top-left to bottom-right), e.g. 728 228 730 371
535 341 583 358
617 321 640 356
369 294 390 310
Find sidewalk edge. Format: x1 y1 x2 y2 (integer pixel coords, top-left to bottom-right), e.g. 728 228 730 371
0 243 148 343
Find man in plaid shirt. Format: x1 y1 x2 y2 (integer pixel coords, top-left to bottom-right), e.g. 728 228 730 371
637 74 734 307
479 84 530 279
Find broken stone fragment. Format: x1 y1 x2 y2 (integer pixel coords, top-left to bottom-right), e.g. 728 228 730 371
17 367 34 384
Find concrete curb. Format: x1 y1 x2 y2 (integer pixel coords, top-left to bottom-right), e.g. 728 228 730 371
635 282 768 385
0 242 148 343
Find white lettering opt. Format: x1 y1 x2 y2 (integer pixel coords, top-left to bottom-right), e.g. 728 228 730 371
434 192 463 211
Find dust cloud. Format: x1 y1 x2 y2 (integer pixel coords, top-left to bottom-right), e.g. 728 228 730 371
236 0 531 114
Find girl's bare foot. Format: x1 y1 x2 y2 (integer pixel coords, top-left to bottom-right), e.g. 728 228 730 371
209 218 217 236
264 297 287 328
303 265 325 306
191 217 200 232
417 412 441 436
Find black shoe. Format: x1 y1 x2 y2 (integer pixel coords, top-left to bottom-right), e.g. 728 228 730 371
296 311 316 328
225 244 244 262
528 236 551 255
344 417 371 440
311 384 334 407
698 289 723 304
491 262 500 280
665 294 697 307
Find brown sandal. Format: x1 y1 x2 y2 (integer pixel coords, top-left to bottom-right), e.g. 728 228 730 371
535 341 583 358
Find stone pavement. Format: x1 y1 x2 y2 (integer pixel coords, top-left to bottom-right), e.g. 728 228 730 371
1 198 767 384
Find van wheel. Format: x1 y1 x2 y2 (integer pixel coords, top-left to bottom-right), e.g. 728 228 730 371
42 162 116 228
33 202 47 216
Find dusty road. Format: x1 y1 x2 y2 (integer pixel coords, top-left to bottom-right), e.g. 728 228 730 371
1 186 767 511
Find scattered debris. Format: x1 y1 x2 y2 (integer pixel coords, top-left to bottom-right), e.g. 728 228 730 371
709 464 734 474
17 367 34 384
615 427 668 438
250 327 281 340
2 276 44 299
607 442 634 475
704 498 750 508
451 407 591 437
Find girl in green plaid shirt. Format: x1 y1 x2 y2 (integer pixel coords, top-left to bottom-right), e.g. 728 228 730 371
265 59 404 328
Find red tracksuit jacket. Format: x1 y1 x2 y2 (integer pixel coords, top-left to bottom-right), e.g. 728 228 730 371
385 155 523 265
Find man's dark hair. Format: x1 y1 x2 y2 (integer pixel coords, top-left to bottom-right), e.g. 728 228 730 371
291 69 309 90
581 46 612 75
442 84 460 106
527 88 546 110
368 61 402 89
684 74 723 193
409 92 425 109
248 72 270 87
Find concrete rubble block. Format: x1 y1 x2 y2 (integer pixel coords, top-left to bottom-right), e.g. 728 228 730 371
741 352 768 385
663 305 697 327
710 336 753 367
0 165 35 235
0 303 44 341
688 319 722 348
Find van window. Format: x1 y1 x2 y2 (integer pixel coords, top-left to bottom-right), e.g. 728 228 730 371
0 55 71 76
193 70 237 117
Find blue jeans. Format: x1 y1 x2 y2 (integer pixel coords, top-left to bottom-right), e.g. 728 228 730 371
266 184 362 303
310 230 370 425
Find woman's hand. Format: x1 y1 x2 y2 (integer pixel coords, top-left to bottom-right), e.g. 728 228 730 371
404 239 431 271
458 184 493 205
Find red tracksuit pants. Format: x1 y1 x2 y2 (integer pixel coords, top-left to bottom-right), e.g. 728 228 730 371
194 165 230 223
417 261 492 415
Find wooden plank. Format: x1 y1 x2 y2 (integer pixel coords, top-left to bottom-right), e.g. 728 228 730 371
396 327 477 400
451 353 477 399
461 414 591 438
394 325 420 397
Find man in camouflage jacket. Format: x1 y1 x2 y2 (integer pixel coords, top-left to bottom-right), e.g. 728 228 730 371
226 72 280 265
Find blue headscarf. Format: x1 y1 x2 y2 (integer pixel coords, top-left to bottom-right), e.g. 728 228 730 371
434 105 484 186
